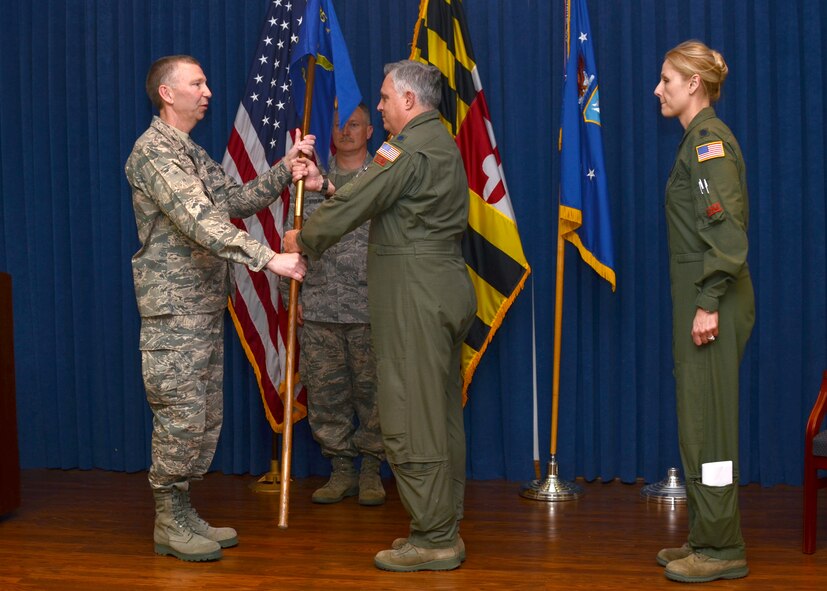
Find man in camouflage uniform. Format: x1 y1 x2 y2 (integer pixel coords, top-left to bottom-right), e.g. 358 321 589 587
124 55 309 562
285 104 385 506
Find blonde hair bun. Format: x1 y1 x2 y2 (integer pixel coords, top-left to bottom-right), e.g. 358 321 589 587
666 40 728 103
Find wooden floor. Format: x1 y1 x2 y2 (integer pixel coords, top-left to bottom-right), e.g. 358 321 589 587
0 470 825 590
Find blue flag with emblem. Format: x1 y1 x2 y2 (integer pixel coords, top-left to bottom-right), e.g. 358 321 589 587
559 0 616 290
289 0 361 169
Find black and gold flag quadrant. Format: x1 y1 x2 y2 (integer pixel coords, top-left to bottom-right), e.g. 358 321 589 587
410 0 531 397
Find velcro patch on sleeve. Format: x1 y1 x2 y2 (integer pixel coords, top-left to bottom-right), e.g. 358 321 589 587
373 142 402 167
696 141 725 162
706 202 723 217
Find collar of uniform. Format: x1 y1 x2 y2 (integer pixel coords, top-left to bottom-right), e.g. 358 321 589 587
397 109 440 138
150 116 193 148
683 106 717 138
327 151 373 178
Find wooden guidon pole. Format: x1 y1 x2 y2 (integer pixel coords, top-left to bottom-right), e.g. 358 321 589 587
279 55 316 529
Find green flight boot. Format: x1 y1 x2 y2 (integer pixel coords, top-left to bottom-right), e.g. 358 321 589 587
174 481 238 548
358 455 386 506
152 487 222 562
312 456 358 504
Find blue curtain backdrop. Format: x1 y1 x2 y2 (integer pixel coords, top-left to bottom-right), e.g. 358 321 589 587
0 0 824 486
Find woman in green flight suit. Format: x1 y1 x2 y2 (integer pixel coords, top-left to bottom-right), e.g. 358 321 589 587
653 41 755 584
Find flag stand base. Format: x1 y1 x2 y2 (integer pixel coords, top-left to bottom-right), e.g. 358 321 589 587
640 467 687 504
519 456 583 501
250 459 281 494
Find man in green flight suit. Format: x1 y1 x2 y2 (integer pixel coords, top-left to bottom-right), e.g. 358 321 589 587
284 59 476 572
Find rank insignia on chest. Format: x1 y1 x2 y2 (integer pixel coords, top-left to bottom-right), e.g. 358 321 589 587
696 140 725 162
373 142 402 167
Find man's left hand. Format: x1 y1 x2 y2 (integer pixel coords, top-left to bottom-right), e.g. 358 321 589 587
282 131 316 169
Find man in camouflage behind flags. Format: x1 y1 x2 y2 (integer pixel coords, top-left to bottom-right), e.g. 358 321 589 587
124 55 311 562
284 104 386 506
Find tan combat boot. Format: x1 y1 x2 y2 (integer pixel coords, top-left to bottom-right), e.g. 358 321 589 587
358 455 386 506
174 481 238 548
312 456 358 503
665 552 749 583
656 542 693 566
374 540 461 572
152 487 222 562
393 535 465 561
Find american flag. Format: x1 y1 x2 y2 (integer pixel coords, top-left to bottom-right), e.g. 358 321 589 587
696 140 726 162
222 0 309 432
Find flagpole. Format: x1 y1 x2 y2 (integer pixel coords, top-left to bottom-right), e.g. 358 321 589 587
530 278 541 481
250 435 281 493
279 55 317 529
519 204 583 501
550 228 565 458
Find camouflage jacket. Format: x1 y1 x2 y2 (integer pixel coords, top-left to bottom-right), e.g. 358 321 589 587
125 116 291 317
284 153 372 323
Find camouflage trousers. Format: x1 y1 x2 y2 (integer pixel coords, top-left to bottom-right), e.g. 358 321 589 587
300 320 384 460
140 312 224 490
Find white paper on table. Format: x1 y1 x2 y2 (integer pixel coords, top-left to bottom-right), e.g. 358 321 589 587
701 460 733 486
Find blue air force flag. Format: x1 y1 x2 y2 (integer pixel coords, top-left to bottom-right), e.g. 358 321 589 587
289 0 361 169
559 0 616 290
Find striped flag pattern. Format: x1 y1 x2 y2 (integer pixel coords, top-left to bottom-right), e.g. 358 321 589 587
410 0 531 396
696 140 725 162
221 0 309 431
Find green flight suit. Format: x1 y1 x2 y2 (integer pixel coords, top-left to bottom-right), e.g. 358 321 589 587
665 107 755 560
297 110 477 548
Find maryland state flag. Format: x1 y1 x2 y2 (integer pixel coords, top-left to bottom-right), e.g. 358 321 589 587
559 0 615 289
411 0 531 396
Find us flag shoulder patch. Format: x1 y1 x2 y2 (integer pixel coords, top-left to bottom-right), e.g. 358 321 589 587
696 141 725 162
374 142 402 166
